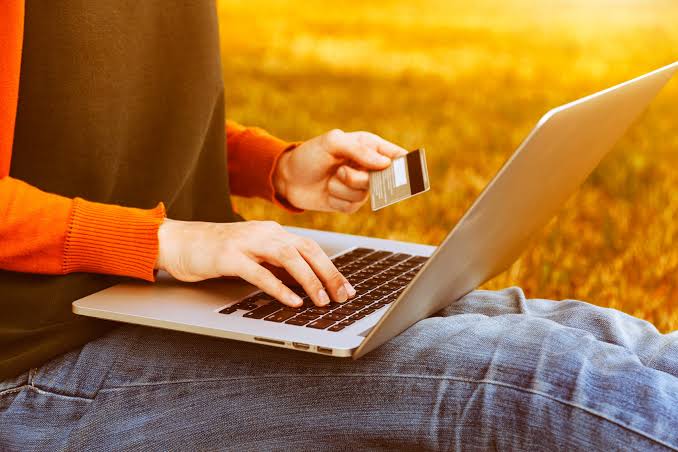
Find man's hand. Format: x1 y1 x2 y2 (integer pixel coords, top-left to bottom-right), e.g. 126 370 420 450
273 129 408 213
155 219 355 307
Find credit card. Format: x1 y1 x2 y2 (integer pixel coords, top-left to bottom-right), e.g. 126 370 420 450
369 148 430 211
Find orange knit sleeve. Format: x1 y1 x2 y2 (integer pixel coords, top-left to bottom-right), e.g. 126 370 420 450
0 177 165 281
0 1 24 178
226 120 302 212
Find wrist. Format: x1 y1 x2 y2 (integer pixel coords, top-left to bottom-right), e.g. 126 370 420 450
272 150 293 202
156 218 179 271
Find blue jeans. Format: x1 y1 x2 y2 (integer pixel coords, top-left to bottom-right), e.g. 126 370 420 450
1 287 677 451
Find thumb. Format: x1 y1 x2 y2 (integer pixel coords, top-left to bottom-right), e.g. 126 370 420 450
329 132 408 170
331 143 392 170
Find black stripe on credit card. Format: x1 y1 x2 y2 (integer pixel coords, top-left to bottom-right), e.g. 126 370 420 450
406 150 425 195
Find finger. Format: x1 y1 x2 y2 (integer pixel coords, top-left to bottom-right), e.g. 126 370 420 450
353 131 409 159
336 165 369 190
328 196 364 214
261 263 297 286
237 259 303 308
270 242 331 307
328 176 369 203
326 131 392 170
293 235 355 303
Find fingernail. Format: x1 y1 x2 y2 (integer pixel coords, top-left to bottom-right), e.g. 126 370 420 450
287 293 303 307
336 285 348 303
338 166 347 180
344 282 356 298
318 289 330 306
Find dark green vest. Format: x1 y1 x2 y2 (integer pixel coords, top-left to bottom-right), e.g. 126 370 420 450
2 1 240 379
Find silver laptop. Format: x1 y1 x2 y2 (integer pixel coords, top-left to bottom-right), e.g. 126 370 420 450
73 62 677 359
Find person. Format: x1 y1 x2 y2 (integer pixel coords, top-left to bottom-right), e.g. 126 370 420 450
1 2 676 450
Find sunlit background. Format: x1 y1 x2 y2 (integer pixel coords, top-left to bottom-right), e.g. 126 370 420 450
218 0 678 332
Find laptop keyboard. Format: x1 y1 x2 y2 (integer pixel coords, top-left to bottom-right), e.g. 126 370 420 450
218 248 428 332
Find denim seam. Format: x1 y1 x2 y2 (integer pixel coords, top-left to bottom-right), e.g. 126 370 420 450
101 373 677 450
0 385 29 397
29 384 95 402
0 383 94 402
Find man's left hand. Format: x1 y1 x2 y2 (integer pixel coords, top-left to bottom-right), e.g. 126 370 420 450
273 129 408 213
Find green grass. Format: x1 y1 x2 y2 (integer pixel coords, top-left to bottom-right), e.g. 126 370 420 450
218 0 678 332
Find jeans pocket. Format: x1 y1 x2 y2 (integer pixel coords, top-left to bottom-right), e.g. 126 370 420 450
0 369 32 396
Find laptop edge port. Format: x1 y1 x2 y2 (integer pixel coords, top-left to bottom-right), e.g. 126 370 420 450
292 342 310 350
253 337 285 346
316 346 333 355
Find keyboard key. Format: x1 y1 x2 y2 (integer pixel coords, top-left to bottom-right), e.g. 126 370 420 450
387 253 412 262
359 279 381 289
354 285 372 296
307 307 332 315
306 318 336 329
361 251 393 262
347 275 364 285
218 306 238 314
264 310 298 323
285 317 311 326
381 283 401 291
243 303 282 319
339 319 356 326
410 256 429 264
296 312 322 320
351 297 374 306
233 301 258 310
380 270 401 278
323 312 347 321
332 306 362 316
338 248 372 260
328 324 346 332
349 273 371 284
353 247 375 254
244 293 272 303
331 255 353 264
353 270 372 277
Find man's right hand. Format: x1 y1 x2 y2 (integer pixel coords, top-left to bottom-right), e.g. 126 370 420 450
155 219 356 307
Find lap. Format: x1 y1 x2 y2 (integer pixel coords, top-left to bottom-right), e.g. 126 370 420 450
2 288 677 451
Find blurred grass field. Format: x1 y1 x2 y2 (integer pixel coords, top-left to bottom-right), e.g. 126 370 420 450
217 0 678 332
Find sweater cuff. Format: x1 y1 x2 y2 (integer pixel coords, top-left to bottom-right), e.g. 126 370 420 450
234 128 303 213
63 198 166 282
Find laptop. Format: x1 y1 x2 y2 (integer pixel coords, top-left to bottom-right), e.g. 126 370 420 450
73 62 678 359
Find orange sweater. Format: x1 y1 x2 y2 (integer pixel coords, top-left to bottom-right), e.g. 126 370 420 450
0 1 294 282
